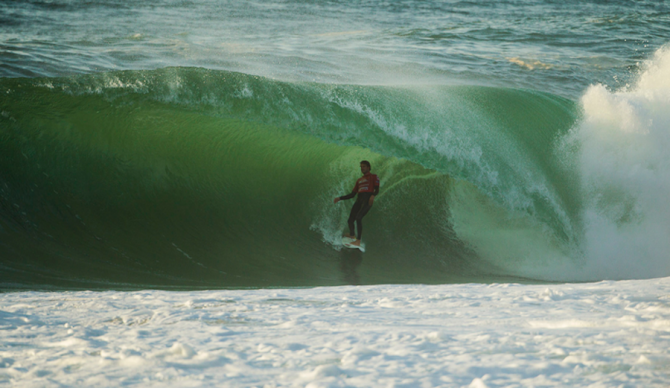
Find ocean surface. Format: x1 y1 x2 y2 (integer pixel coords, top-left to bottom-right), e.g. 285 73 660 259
2 278 669 387
1 0 670 289
2 1 670 387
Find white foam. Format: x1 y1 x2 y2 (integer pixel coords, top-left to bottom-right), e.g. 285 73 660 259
564 45 670 280
1 278 669 387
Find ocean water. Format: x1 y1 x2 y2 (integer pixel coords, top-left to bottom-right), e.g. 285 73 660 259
1 0 669 288
1 1 670 385
2 279 669 387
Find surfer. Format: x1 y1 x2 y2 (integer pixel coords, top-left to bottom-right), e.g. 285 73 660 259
333 160 380 247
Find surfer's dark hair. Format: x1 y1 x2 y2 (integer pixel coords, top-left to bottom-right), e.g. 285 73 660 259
360 160 371 168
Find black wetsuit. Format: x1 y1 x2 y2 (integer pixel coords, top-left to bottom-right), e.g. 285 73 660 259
339 177 380 240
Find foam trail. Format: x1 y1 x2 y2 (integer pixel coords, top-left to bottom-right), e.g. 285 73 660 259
566 45 670 280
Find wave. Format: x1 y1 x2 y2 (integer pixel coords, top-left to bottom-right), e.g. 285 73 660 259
1 50 666 289
559 46 670 280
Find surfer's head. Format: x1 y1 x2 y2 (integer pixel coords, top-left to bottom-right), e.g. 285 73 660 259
360 160 371 174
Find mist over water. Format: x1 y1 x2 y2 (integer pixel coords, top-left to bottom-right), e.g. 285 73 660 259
1 0 669 288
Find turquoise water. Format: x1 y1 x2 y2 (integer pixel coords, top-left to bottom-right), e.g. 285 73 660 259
1 0 669 288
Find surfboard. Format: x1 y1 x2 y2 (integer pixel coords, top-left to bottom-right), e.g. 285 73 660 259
341 236 365 252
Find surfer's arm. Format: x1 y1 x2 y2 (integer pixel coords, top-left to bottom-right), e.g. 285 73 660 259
336 181 358 202
370 175 380 201
338 190 357 201
369 186 379 205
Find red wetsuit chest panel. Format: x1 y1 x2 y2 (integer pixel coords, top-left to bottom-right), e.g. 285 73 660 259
354 173 380 193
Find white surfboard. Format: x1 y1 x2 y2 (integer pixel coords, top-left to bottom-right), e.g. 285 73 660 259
341 236 365 252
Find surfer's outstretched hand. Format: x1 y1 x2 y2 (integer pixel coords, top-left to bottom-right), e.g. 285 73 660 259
334 197 340 204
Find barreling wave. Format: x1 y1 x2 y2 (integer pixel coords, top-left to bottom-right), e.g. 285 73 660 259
0 66 609 289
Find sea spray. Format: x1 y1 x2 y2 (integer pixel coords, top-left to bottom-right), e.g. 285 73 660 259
562 45 670 280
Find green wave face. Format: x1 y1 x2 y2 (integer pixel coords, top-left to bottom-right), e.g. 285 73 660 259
0 68 579 289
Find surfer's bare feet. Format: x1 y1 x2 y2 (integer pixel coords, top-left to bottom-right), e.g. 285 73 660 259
351 240 361 246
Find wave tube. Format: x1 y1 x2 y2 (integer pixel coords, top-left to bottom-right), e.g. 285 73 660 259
0 67 586 289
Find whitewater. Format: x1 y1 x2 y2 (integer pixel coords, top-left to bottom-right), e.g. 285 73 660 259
2 279 670 387
2 0 670 386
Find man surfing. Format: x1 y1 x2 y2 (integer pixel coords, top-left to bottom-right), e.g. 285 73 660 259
333 160 380 248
